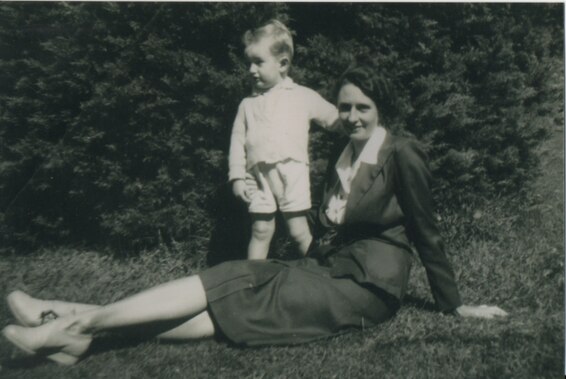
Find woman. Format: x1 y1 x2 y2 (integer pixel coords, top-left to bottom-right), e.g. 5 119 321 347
2 65 507 366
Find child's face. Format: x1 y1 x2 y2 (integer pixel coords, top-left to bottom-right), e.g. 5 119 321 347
245 38 287 90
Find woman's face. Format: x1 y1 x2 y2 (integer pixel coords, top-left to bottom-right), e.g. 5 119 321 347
337 82 379 143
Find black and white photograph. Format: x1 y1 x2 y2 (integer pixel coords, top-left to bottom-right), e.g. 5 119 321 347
0 2 563 378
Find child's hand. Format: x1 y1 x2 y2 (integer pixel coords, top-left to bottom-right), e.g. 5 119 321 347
244 173 258 198
232 179 250 203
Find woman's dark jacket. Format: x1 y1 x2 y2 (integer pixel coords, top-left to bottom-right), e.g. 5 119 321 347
312 133 462 312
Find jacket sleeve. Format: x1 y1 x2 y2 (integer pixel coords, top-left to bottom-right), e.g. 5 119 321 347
228 101 247 182
394 139 462 312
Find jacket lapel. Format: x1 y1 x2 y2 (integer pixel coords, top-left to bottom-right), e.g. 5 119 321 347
345 133 396 214
321 169 340 210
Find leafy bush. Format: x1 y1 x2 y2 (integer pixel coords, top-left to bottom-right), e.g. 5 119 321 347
0 3 562 253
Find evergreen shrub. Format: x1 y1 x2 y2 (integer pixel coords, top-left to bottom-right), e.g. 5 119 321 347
0 3 562 254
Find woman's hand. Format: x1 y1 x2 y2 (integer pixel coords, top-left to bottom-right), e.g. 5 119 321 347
455 304 509 319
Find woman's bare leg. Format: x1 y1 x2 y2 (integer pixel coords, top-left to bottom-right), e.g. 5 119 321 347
76 275 208 333
156 311 215 340
2 275 214 365
7 290 99 327
44 301 99 314
8 277 214 340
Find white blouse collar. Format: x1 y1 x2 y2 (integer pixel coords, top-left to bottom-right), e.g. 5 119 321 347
335 126 387 194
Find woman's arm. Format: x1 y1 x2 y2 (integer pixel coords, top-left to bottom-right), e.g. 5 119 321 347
395 139 507 318
394 139 462 311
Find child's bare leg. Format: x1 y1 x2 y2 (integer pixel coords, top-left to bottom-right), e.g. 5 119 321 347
247 213 275 260
283 213 312 255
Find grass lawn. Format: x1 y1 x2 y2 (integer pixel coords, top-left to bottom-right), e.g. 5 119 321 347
0 127 563 378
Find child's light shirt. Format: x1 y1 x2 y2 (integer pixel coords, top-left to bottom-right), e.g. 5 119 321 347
325 126 387 225
228 77 339 181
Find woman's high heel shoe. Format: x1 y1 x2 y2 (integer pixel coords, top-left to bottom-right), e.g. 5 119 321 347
7 290 58 327
2 317 92 366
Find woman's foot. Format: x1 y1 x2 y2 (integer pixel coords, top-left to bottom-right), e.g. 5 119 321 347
7 290 59 327
7 290 99 327
2 318 92 365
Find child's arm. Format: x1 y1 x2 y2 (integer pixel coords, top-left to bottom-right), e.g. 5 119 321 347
228 102 250 203
308 90 342 132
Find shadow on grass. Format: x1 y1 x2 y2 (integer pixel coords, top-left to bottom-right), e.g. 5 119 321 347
0 334 150 369
206 183 305 265
207 184 250 266
370 325 538 351
87 317 214 356
1 317 214 369
1 355 48 369
402 294 437 313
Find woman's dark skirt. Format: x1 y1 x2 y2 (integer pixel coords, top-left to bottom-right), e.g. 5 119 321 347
199 256 396 346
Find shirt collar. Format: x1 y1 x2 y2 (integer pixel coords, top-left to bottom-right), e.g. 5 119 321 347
336 126 387 167
356 126 387 164
335 126 387 194
252 76 295 96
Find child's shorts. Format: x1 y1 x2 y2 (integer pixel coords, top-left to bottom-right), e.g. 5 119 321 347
248 159 311 214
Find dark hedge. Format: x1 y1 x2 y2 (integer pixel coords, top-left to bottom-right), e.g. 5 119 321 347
0 3 562 254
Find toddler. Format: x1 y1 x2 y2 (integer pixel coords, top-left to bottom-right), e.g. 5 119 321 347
229 20 339 259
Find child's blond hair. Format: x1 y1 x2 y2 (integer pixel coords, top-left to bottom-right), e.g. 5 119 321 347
243 20 294 64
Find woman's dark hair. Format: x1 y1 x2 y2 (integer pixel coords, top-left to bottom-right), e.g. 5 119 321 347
334 63 397 126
